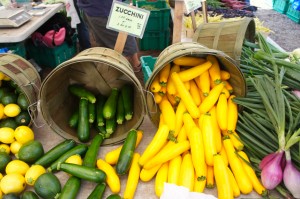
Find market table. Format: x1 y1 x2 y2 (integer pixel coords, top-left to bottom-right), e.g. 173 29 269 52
0 3 64 43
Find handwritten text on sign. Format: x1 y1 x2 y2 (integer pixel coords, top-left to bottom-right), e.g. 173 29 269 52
107 1 150 38
184 0 202 13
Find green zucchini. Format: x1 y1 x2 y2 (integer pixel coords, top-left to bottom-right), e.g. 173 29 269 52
121 84 134 120
48 144 88 172
69 110 79 128
57 163 106 183
88 102 96 124
87 183 106 199
95 125 106 136
59 176 81 199
35 139 76 167
106 194 122 199
78 98 90 142
105 117 117 135
96 94 107 127
103 88 119 119
21 191 39 199
116 129 137 175
68 84 96 103
83 134 104 168
116 94 124 125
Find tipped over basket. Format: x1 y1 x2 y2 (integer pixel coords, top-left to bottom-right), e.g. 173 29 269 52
39 47 146 145
145 42 246 128
0 53 41 126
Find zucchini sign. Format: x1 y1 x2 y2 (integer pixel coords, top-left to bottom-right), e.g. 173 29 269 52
107 1 150 38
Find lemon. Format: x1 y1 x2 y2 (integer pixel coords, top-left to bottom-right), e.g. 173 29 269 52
10 141 23 154
0 143 10 154
5 159 29 176
65 154 83 165
3 104 21 117
25 165 46 186
0 127 15 144
0 103 4 119
14 126 34 144
0 173 26 194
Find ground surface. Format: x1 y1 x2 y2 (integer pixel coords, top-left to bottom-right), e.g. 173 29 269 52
254 5 300 52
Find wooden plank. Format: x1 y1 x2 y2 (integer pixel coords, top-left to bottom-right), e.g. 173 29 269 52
172 1 184 44
114 32 128 54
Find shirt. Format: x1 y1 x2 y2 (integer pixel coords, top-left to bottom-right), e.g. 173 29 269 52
78 0 120 17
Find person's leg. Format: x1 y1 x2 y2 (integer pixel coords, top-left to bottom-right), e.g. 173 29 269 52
74 0 91 51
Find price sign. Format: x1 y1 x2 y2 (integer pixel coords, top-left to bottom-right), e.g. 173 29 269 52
184 0 202 14
107 1 150 38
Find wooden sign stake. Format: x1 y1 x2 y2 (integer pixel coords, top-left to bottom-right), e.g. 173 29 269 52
190 11 197 31
172 0 184 44
114 32 128 54
202 0 208 23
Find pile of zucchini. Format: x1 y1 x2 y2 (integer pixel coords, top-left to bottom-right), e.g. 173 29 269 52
68 84 134 142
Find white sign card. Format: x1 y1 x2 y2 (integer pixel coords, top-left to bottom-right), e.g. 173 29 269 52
107 1 150 38
184 0 203 14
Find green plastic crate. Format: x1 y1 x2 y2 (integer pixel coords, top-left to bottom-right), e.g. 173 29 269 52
139 29 170 51
287 4 300 23
137 0 170 31
273 0 290 14
0 42 26 58
140 55 157 83
27 34 77 68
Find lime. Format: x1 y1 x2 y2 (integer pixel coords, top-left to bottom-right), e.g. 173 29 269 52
0 152 11 172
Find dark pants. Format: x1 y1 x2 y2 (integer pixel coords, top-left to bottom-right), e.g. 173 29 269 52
74 0 91 51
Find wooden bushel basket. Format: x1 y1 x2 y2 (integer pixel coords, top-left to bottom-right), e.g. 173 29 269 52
192 17 256 63
0 53 41 126
39 47 146 145
145 42 246 128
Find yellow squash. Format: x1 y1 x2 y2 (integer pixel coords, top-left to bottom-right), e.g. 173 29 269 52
213 154 233 199
139 125 169 167
143 140 190 170
124 153 141 199
140 164 161 182
179 153 194 191
189 80 201 106
238 151 267 196
155 162 169 197
189 126 207 192
97 159 120 193
207 55 222 85
223 137 253 194
173 56 206 66
166 64 180 95
167 155 182 185
159 63 171 87
198 70 211 97
178 61 212 82
171 72 200 118
227 95 238 132
199 82 225 114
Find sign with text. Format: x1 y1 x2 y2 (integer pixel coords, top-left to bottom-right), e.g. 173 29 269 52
184 0 202 13
107 1 150 38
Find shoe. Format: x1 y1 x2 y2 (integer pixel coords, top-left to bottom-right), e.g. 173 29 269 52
133 63 142 72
